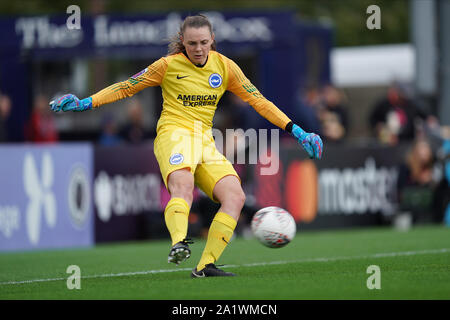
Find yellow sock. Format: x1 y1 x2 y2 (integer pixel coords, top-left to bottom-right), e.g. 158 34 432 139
196 212 237 271
164 197 190 246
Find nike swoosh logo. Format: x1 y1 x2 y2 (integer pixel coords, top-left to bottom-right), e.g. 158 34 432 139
177 75 189 79
222 237 229 244
193 271 205 278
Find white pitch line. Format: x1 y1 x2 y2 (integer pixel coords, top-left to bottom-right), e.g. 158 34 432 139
1 248 449 286
0 268 193 286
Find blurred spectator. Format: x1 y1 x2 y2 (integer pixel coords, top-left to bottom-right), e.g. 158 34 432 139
293 84 348 142
318 84 348 142
433 138 450 224
398 138 434 188
397 137 437 222
229 93 258 130
369 82 430 145
119 98 153 144
215 93 260 132
0 93 12 142
25 94 59 143
98 113 122 146
292 86 322 135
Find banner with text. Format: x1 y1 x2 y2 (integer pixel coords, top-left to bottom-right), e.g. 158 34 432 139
253 142 410 230
94 144 162 243
0 144 94 251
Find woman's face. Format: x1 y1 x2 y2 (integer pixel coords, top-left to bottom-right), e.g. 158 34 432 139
182 26 214 66
414 141 432 164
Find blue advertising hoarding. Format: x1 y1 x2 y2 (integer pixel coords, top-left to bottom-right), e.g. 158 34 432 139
0 144 94 251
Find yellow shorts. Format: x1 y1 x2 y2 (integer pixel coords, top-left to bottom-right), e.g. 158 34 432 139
153 126 240 202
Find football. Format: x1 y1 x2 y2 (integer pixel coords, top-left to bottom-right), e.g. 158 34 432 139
251 206 296 248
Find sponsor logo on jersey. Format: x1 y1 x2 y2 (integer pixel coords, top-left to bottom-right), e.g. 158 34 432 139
169 153 184 165
208 73 223 88
177 94 218 107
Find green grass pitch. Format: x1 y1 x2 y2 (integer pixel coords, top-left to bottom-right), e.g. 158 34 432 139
0 225 449 300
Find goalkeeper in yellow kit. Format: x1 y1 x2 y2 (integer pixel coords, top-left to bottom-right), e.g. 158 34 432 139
50 14 323 278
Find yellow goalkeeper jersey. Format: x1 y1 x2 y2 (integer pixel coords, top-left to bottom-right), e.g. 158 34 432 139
91 51 292 133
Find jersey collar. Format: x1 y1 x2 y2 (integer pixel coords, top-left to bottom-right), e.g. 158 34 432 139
182 51 209 68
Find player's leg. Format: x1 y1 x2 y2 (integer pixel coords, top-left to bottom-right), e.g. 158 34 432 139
212 175 246 221
165 168 194 244
165 168 195 265
192 133 245 275
192 175 244 277
153 127 198 265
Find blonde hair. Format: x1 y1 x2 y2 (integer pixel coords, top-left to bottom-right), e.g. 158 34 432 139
167 14 216 56
406 138 433 181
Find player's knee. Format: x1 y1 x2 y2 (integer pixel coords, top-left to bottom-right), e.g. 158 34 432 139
168 173 194 204
171 181 193 197
237 190 246 208
225 188 246 210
